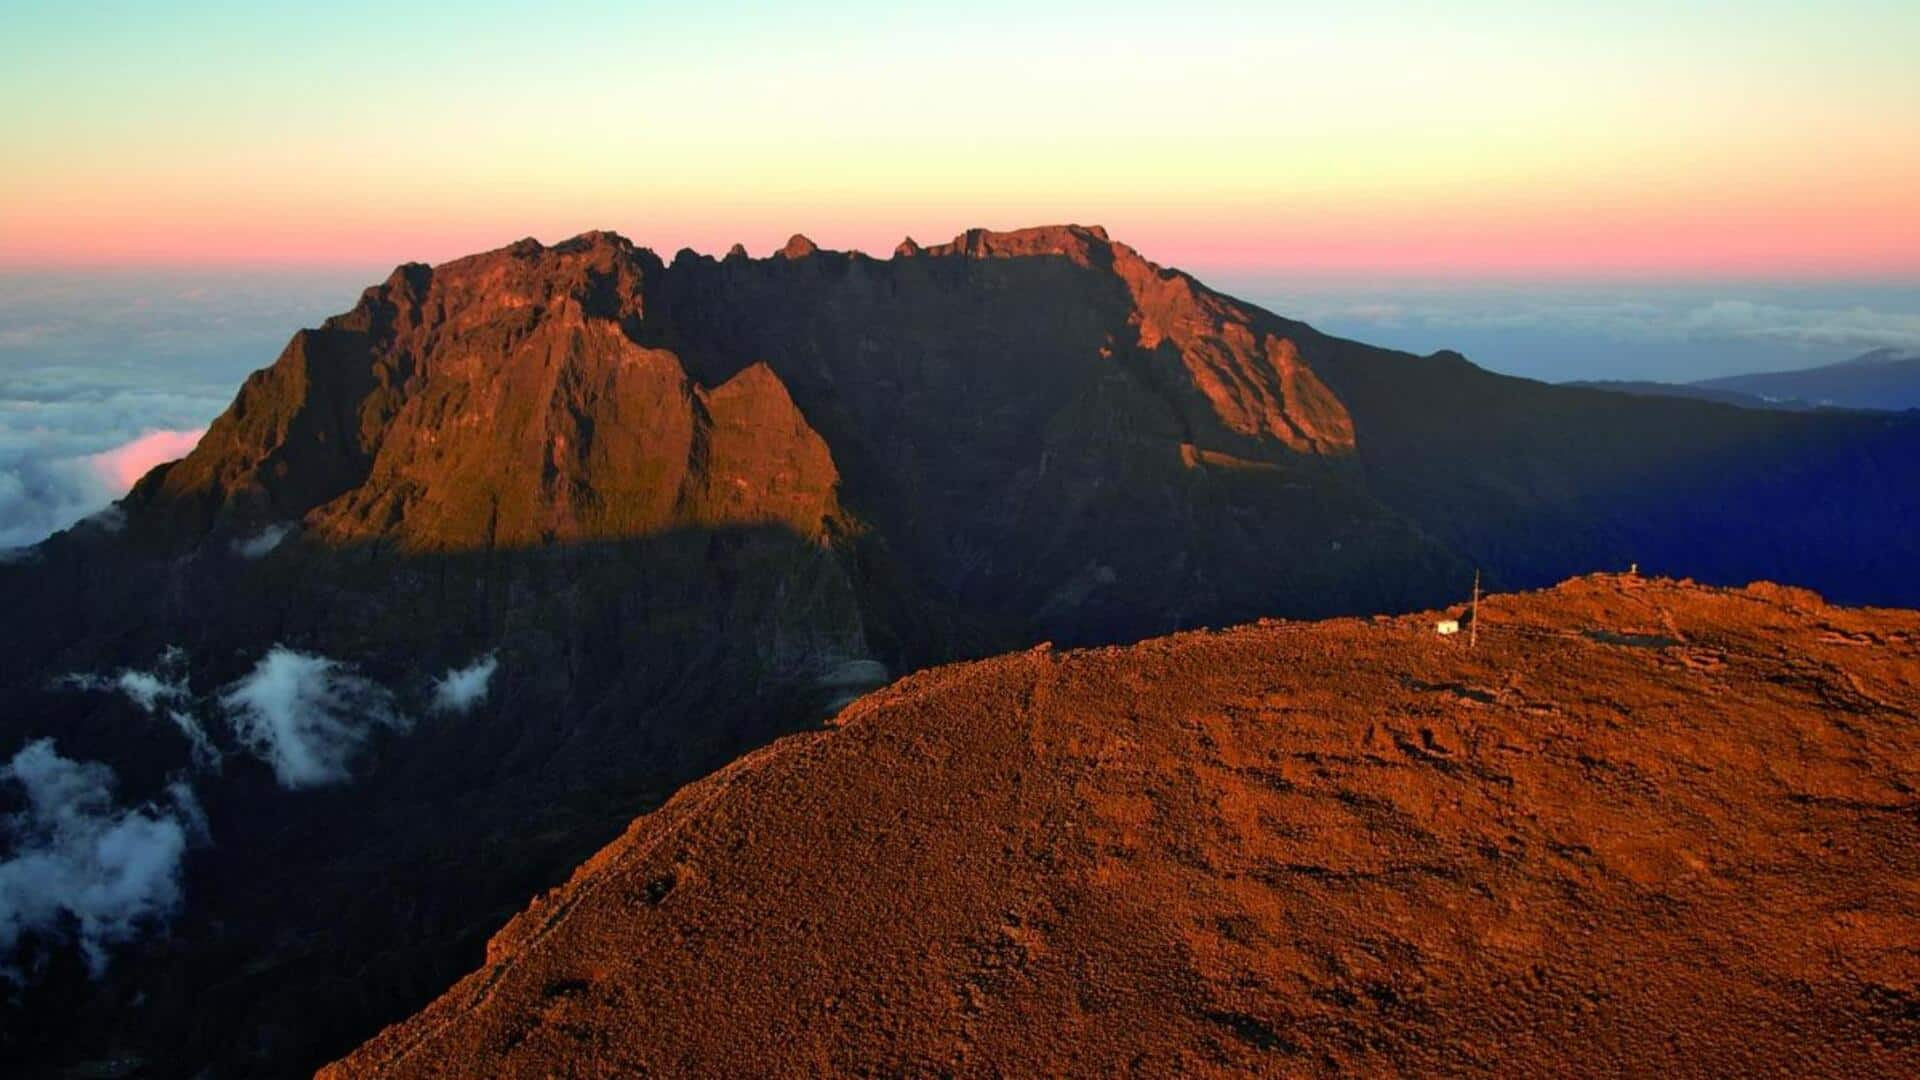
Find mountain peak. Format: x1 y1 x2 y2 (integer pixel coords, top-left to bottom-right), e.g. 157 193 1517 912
1844 346 1920 368
924 224 1118 267
103 223 1391 554
551 229 632 254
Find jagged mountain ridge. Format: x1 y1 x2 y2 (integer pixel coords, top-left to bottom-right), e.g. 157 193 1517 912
132 242 847 551
117 224 1920 640
5 226 1920 1077
125 225 1431 647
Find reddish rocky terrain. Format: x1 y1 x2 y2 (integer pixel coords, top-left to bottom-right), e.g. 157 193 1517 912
330 575 1920 1078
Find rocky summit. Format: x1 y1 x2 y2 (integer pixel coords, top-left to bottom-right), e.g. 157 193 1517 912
329 576 1920 1078
4 227 1920 1076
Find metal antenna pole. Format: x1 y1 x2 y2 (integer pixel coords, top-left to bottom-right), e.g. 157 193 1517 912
1470 570 1480 650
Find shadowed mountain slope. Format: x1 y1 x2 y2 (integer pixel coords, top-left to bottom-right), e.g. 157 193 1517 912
329 576 1920 1078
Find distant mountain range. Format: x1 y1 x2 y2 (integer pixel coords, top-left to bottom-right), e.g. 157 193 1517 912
6 226 1920 1077
1568 347 1920 412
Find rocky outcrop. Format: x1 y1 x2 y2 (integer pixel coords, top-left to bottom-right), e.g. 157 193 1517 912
103 225 1466 653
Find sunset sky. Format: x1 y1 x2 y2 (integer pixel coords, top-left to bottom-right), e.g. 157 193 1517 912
5 2 1920 546
3 1 1918 277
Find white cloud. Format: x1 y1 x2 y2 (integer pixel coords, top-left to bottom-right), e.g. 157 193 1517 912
0 425 206 549
231 523 292 559
84 428 205 491
59 649 220 772
0 453 114 550
77 505 126 535
164 711 220 773
107 668 187 714
1290 288 1920 354
429 654 498 715
219 648 408 788
1673 300 1920 351
0 739 203 976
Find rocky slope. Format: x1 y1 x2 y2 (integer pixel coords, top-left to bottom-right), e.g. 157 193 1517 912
5 227 1920 1076
328 575 1920 1078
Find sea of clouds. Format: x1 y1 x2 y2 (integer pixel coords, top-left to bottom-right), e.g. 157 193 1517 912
0 268 371 549
1220 276 1920 384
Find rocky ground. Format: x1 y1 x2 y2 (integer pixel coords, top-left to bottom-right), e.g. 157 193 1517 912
329 575 1920 1077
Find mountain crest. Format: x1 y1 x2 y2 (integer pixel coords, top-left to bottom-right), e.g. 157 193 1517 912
121 225 1374 558
924 223 1117 266
779 234 820 259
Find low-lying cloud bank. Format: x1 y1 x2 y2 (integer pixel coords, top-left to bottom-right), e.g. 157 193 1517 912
1255 286 1920 355
0 425 205 549
0 740 206 976
1224 278 1920 383
1 267 366 549
85 428 205 492
219 648 408 788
